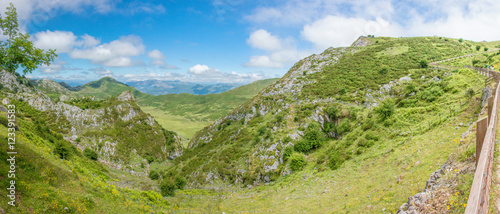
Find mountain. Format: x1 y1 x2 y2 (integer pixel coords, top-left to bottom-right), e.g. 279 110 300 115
126 80 243 95
7 36 494 213
158 36 490 212
34 76 278 139
136 78 278 138
0 71 183 213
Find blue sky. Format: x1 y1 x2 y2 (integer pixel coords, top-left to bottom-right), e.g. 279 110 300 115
1 0 499 84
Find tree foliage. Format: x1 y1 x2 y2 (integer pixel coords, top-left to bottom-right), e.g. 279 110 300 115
0 3 57 74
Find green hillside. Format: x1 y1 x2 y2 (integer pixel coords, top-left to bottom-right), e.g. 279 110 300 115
35 76 277 139
137 78 278 138
155 36 490 212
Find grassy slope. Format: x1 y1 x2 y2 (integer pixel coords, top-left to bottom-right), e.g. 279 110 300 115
0 99 173 213
36 76 277 139
156 67 486 213
158 37 490 212
137 78 278 138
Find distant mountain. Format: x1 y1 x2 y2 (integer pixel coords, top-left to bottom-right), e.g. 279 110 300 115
34 75 278 138
126 80 242 95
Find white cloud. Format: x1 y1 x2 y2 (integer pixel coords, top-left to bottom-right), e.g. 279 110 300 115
147 49 177 68
245 29 308 68
81 34 100 48
189 64 212 74
90 67 122 78
301 16 399 49
70 35 145 67
246 0 500 52
244 56 283 68
33 30 78 53
38 60 81 74
247 29 283 51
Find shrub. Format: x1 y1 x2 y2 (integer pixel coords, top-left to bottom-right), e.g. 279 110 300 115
419 60 428 68
485 47 489 51
358 139 375 148
146 156 155 164
160 180 176 197
458 38 463 42
83 148 98 160
375 99 395 121
328 150 347 170
276 114 284 123
378 66 389 75
174 175 187 189
289 153 306 171
327 104 342 121
283 146 294 161
257 126 267 136
365 133 380 141
476 45 481 51
53 141 71 160
336 120 351 136
294 123 323 152
149 170 159 180
420 86 444 102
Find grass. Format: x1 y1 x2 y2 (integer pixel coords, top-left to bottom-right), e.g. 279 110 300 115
137 78 278 138
141 106 208 140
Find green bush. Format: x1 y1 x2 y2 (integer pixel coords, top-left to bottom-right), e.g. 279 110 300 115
174 175 187 189
53 141 72 160
257 126 267 136
358 139 375 148
328 150 347 170
83 148 98 160
420 85 444 102
336 120 351 136
276 114 284 123
149 170 159 180
476 45 481 51
364 132 379 141
160 180 176 197
484 47 489 51
146 156 155 164
327 104 342 121
375 99 395 121
419 60 428 68
283 146 294 161
294 123 323 152
289 153 306 171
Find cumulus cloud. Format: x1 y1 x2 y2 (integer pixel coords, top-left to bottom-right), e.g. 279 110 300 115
33 30 78 53
70 35 145 67
89 67 122 79
147 49 179 69
301 16 399 49
244 56 283 68
38 60 81 74
247 0 500 51
0 0 165 25
247 29 283 51
244 29 308 68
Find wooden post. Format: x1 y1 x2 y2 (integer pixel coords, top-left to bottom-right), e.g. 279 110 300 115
476 117 488 167
488 96 494 124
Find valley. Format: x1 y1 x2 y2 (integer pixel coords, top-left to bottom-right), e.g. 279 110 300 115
1 35 499 213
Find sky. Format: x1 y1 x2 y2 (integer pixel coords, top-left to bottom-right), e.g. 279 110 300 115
1 0 500 84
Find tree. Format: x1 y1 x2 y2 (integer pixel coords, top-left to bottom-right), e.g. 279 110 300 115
0 3 57 74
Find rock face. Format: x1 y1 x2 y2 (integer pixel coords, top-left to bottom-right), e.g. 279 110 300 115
0 71 182 166
117 90 135 102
